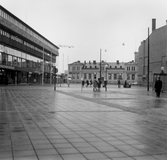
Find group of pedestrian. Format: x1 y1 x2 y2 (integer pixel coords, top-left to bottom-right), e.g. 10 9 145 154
82 79 93 88
81 77 103 92
86 79 93 87
81 75 163 97
93 77 101 92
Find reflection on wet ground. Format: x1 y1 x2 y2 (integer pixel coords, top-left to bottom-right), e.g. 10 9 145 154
0 85 167 160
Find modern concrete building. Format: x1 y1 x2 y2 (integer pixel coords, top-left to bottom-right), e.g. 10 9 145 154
136 19 167 90
0 5 59 85
68 60 138 84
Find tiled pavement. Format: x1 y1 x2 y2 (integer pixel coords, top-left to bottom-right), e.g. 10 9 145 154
0 84 167 160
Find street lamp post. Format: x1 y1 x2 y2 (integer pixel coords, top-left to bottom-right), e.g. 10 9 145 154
42 47 45 85
100 49 102 81
105 66 107 91
99 43 124 81
50 51 52 85
54 75 56 91
53 67 57 91
147 27 150 91
105 64 108 91
99 43 124 88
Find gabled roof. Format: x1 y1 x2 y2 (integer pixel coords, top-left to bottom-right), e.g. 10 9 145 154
68 61 84 65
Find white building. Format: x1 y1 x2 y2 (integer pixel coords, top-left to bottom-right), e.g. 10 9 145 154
68 60 138 84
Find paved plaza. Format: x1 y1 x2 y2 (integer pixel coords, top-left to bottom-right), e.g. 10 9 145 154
0 84 167 160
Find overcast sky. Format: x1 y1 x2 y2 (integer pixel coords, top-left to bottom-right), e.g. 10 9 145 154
1 0 167 73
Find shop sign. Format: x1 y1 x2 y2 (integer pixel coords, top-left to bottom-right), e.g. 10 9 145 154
0 65 15 70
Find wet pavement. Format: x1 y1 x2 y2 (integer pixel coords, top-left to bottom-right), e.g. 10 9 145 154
0 84 167 160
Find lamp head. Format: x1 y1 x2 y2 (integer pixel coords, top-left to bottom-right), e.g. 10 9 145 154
161 66 164 74
161 66 164 71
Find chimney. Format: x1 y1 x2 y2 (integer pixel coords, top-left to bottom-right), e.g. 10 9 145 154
152 19 156 32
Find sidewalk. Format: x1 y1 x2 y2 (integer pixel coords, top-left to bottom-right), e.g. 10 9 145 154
0 84 167 160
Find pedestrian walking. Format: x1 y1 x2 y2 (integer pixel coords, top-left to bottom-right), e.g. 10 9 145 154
118 79 121 88
97 78 101 92
124 80 127 88
81 79 85 88
93 77 98 92
103 79 107 89
89 79 92 87
86 80 89 87
67 78 71 87
154 76 162 97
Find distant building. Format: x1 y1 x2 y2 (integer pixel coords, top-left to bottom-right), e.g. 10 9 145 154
0 5 59 85
124 60 138 83
136 19 167 90
68 60 138 84
68 60 83 83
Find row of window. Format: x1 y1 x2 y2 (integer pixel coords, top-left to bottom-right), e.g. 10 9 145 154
0 45 53 73
0 52 52 73
0 8 57 50
0 29 51 56
72 66 80 71
71 73 135 80
83 66 123 69
0 44 44 62
127 66 136 71
71 65 136 71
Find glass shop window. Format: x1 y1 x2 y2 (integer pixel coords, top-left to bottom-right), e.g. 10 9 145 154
22 59 26 68
108 73 112 80
26 60 30 68
8 55 13 66
2 53 7 65
13 57 18 66
18 58 21 67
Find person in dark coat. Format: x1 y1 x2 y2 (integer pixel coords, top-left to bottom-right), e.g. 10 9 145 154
82 79 85 87
86 80 89 87
89 79 92 87
97 78 101 92
93 77 98 92
118 79 121 88
154 76 162 97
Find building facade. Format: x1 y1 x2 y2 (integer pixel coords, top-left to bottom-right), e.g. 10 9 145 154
68 61 83 83
0 5 59 85
68 60 138 84
136 19 167 90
